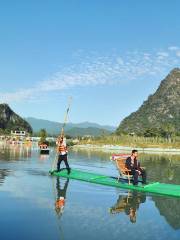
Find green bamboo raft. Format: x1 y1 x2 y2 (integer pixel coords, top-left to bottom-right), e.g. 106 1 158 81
49 169 180 198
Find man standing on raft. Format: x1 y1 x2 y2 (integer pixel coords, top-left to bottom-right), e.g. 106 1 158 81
125 150 146 185
56 135 71 174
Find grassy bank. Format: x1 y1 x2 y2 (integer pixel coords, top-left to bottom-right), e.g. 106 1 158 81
79 135 180 149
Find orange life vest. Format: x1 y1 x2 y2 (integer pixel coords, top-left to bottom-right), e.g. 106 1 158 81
56 198 65 208
58 144 67 153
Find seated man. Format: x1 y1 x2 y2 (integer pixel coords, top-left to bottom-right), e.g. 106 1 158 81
125 149 146 185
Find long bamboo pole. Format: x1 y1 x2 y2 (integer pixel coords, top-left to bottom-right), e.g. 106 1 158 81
51 97 72 171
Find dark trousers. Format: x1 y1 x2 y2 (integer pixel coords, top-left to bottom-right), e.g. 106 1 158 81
131 168 146 185
57 154 70 173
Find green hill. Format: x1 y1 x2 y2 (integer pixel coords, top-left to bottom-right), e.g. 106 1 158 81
0 104 32 134
116 68 180 136
25 117 115 136
66 127 111 137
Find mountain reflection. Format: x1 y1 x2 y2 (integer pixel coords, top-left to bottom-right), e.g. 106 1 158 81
140 154 180 184
0 168 11 185
153 196 180 230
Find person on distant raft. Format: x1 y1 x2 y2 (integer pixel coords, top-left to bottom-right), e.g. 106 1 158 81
125 150 146 185
56 135 71 174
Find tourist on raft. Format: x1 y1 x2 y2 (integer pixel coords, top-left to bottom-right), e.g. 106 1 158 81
56 135 71 174
125 149 147 185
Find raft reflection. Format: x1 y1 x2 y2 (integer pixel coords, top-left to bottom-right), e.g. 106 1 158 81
110 191 146 223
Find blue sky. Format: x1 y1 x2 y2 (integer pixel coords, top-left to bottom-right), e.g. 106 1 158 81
0 0 180 126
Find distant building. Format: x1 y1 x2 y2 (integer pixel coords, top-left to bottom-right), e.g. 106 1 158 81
46 137 56 142
11 130 26 136
30 137 41 142
83 135 93 138
72 139 80 144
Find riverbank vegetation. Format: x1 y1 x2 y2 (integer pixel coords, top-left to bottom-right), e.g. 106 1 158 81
79 134 180 149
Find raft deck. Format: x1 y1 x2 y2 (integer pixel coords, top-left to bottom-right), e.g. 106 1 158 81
49 169 180 198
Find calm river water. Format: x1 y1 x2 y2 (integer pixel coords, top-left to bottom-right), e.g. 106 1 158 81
0 144 180 240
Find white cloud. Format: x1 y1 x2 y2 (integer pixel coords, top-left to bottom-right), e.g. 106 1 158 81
168 46 179 51
157 51 169 60
116 57 124 65
0 46 180 103
0 88 38 102
176 51 180 57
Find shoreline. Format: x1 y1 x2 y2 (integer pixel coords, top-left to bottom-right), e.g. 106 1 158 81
73 144 180 154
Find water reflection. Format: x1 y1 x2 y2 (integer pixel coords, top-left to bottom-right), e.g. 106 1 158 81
0 146 180 240
0 168 11 185
71 148 110 162
55 177 69 217
142 155 180 184
109 191 146 223
0 144 32 160
71 149 180 185
39 154 49 161
153 196 180 230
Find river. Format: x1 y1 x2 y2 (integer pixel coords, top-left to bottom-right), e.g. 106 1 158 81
0 144 180 240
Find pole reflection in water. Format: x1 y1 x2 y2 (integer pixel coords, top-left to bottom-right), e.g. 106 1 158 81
109 191 146 223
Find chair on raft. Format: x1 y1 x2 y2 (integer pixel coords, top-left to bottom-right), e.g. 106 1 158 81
115 157 133 185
